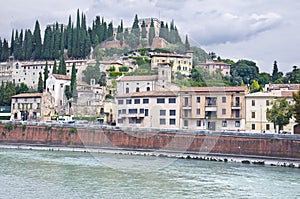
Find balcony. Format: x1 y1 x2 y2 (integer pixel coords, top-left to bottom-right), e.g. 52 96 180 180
205 106 217 112
231 102 241 110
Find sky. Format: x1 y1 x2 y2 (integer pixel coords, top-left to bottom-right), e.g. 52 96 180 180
0 0 299 73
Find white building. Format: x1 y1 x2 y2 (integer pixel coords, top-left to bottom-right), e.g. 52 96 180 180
46 74 71 114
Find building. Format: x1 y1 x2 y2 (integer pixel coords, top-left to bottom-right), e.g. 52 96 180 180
116 91 181 128
45 74 71 114
196 60 231 76
117 63 180 95
0 58 91 89
10 92 55 121
180 86 248 131
150 51 193 75
245 87 297 134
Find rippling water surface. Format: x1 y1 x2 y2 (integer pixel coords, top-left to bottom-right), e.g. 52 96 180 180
0 148 299 199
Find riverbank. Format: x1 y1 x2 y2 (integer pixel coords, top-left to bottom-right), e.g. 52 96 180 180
1 143 299 168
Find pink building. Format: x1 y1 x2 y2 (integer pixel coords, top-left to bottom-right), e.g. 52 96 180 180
197 60 231 76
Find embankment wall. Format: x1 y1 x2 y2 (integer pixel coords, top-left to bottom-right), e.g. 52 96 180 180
0 124 299 159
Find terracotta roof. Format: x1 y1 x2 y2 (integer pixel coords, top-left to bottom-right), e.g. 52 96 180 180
268 84 300 91
281 91 296 98
181 86 248 93
151 53 191 58
52 74 71 80
12 93 43 98
118 75 158 81
117 91 179 98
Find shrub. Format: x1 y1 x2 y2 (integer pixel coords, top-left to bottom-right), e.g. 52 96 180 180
5 124 13 132
70 128 77 134
44 126 52 131
2 132 6 136
22 125 26 132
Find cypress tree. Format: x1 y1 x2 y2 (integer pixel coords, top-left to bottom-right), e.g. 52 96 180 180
141 20 147 39
42 26 52 60
107 22 114 41
185 34 190 51
24 30 33 60
58 55 66 75
131 14 140 45
272 61 279 82
10 30 14 55
148 19 155 46
1 39 9 61
44 61 49 89
37 72 43 93
174 26 182 43
52 60 57 74
32 20 42 60
70 63 76 96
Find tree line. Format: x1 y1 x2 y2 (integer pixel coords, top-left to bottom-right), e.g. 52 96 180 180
0 11 182 62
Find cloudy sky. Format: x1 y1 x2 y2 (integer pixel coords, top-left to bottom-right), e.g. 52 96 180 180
0 0 299 73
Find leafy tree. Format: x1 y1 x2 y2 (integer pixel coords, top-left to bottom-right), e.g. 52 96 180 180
83 65 100 84
267 98 293 133
286 66 300 83
258 72 271 86
37 72 43 93
231 60 259 85
250 80 261 93
43 61 49 89
292 89 300 125
16 83 29 94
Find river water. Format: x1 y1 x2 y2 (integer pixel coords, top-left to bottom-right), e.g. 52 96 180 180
0 148 299 199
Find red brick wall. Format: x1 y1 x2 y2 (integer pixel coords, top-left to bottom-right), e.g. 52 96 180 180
0 124 299 158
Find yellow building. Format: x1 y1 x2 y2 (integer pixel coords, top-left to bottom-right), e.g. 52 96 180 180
150 51 193 75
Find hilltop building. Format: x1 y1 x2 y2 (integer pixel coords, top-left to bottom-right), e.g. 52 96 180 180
150 51 193 75
196 60 231 76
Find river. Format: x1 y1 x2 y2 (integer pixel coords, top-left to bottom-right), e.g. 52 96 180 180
0 148 299 199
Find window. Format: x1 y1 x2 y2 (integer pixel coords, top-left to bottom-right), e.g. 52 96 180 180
136 119 142 124
52 85 55 91
128 109 138 114
184 120 188 127
160 119 166 125
197 120 201 127
196 97 201 103
222 97 226 103
118 110 122 115
184 97 189 106
235 121 240 127
266 124 270 130
143 99 149 104
125 87 129 93
136 87 140 92
157 98 165 104
266 100 270 106
222 121 227 127
126 99 132 104
145 109 149 116
160 110 166 116
122 109 126 114
196 108 200 115
252 100 255 106
147 87 150 91
169 98 176 103
134 99 140 104
170 119 176 125
118 100 123 105
184 109 189 117
251 112 256 118
118 119 123 124
140 109 144 114
252 124 256 130
222 109 226 115
170 110 176 116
